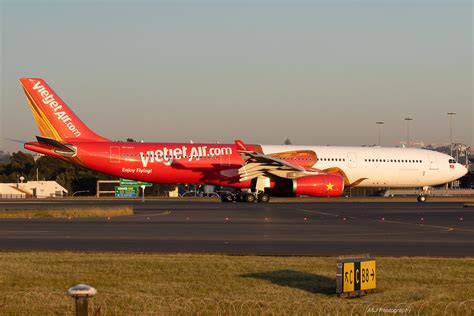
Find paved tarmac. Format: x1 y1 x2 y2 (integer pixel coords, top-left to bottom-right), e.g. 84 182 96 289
0 200 473 256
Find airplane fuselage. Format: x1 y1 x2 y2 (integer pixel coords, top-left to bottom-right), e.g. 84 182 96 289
28 141 466 189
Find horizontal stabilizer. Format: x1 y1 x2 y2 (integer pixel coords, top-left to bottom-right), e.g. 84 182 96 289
6 138 28 144
36 136 76 155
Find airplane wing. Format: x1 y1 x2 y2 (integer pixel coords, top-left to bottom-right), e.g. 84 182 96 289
235 140 321 182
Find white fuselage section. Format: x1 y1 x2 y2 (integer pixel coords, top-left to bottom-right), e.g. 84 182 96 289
261 145 468 188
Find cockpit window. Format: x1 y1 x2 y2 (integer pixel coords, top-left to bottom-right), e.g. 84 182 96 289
449 159 456 164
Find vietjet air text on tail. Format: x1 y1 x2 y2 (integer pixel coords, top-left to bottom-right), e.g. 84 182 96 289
19 78 468 203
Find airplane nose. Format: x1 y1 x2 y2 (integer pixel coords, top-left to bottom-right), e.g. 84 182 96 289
460 164 469 176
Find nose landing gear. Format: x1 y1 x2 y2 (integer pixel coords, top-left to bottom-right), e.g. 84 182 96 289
417 195 427 203
417 186 430 202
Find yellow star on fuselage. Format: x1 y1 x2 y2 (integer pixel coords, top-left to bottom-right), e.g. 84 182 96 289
326 182 334 191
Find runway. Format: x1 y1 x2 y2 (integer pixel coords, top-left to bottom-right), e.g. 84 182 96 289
0 200 473 256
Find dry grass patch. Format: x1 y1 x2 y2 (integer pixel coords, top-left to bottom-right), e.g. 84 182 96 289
0 206 133 218
0 252 472 314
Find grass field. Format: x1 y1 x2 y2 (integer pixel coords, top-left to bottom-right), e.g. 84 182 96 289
0 206 133 218
0 252 472 315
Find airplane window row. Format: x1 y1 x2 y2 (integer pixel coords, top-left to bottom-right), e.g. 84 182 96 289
364 158 423 163
282 157 312 161
319 158 346 162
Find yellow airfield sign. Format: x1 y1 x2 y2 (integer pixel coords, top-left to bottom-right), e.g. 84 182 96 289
342 262 355 292
337 256 376 295
360 260 376 290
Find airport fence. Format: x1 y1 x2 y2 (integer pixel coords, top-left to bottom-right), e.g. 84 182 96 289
0 291 473 315
0 194 25 199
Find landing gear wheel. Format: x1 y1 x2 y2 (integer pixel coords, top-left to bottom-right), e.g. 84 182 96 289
417 195 427 203
243 193 256 203
258 193 270 203
221 193 234 203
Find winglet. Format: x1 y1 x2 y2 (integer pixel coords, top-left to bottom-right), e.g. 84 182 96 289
234 139 249 151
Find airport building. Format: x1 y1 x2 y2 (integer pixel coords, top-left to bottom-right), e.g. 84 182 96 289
0 181 68 199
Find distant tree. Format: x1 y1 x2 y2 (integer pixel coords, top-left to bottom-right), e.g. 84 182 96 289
0 151 11 164
5 152 35 178
0 163 15 182
283 138 292 145
145 183 177 196
0 151 117 194
0 150 181 196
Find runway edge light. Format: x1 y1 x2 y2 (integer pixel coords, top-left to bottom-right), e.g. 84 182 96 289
67 283 97 316
336 254 376 297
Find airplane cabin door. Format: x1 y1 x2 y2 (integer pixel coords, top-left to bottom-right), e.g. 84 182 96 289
347 152 357 168
110 146 121 163
429 154 438 170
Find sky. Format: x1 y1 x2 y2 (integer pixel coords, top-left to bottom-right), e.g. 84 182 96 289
1 0 472 153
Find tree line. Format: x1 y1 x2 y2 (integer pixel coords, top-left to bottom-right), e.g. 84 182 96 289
0 152 175 196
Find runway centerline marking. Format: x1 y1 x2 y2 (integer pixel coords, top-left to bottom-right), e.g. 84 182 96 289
296 209 341 217
382 219 473 233
3 229 470 240
131 210 172 218
295 208 473 233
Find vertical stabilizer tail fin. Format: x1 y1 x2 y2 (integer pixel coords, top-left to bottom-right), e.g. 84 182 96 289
19 78 109 142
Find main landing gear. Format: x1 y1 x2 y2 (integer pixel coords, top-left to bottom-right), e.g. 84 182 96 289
220 191 270 203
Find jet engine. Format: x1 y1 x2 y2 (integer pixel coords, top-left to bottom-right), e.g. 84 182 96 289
266 174 344 197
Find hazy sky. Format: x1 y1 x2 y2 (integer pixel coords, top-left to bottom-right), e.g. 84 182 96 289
1 0 472 153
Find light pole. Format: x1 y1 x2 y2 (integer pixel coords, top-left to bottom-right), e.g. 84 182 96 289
447 112 456 156
33 154 41 182
376 121 384 146
404 117 413 147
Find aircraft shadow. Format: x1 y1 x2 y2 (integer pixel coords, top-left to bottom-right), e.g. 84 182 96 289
241 270 335 295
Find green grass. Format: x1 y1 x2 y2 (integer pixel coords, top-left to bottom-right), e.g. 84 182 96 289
0 206 133 218
0 252 472 315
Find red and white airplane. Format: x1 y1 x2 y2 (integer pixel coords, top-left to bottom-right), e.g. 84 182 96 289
19 78 468 203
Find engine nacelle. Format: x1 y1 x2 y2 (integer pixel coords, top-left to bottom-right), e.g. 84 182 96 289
267 174 345 197
294 174 344 197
